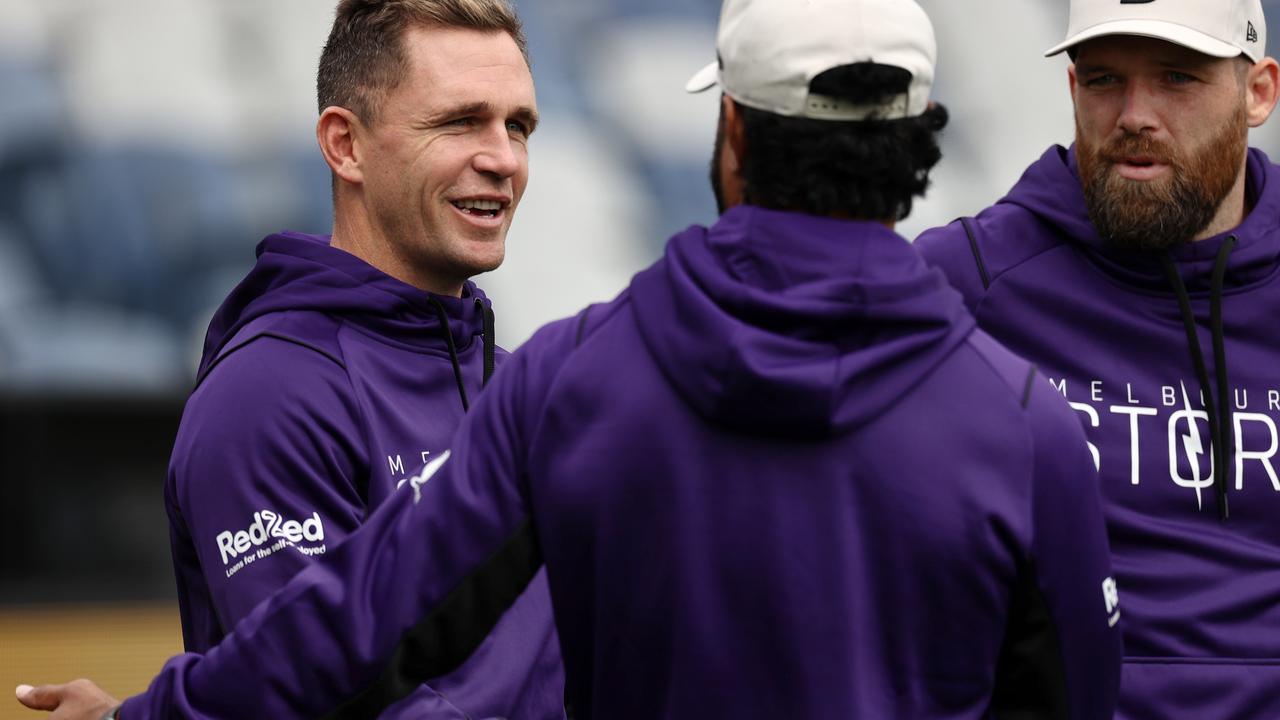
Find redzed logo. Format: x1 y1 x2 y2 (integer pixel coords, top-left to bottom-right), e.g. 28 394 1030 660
1103 577 1121 627
215 510 325 565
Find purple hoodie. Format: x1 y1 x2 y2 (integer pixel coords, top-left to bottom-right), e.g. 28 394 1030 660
124 208 1120 719
161 232 564 719
916 146 1280 719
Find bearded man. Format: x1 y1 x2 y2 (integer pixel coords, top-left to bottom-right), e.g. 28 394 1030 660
915 0 1280 717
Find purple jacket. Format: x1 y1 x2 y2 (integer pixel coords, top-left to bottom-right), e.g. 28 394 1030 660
126 208 1120 718
161 232 564 719
916 146 1280 719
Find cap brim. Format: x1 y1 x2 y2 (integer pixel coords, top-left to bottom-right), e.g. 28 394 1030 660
1045 19 1243 58
685 61 719 93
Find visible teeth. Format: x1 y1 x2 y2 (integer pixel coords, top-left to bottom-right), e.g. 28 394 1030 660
454 200 502 211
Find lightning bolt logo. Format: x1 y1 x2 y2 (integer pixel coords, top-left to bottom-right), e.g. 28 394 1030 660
410 449 452 504
1175 382 1212 511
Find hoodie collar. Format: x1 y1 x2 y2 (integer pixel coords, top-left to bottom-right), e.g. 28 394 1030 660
1003 145 1280 293
198 232 491 380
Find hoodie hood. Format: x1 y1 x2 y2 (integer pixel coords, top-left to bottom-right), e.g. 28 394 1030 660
197 232 493 383
1001 145 1280 292
629 205 974 437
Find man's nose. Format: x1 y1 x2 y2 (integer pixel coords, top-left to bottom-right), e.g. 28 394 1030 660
472 125 521 179
1116 81 1161 136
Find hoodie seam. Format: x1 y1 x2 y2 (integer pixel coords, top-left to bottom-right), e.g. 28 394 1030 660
960 217 992 291
974 227 1280 334
965 337 1039 428
963 333 1041 575
1080 249 1280 301
1123 656 1280 665
340 318 485 357
331 320 386 511
1021 366 1039 409
273 233 484 320
965 223 1071 318
576 297 631 346
231 320 375 511
197 331 347 390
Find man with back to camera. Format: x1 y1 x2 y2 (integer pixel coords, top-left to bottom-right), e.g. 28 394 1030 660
17 0 1122 717
914 0 1280 716
23 1 563 718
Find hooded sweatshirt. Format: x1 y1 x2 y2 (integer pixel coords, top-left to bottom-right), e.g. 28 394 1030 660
124 208 1120 719
160 232 564 719
916 146 1280 719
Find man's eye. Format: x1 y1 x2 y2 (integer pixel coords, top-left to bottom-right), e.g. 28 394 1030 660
1085 74 1119 87
507 121 529 135
1167 71 1195 84
448 117 474 127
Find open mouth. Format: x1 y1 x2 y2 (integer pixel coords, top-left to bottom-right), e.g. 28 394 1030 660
1110 156 1169 181
451 199 506 218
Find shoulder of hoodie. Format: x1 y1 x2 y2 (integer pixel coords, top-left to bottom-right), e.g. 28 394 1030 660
511 290 631 363
184 311 367 437
170 315 368 501
961 328 1083 462
199 309 351 389
961 327 1037 410
492 290 633 408
914 174 1075 308
201 306 508 381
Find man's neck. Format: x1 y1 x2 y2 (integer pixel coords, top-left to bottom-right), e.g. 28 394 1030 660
724 200 897 231
330 211 464 297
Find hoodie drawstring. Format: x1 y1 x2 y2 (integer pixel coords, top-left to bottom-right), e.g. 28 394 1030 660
1159 236 1237 521
479 298 496 387
428 296 472 412
426 296 497 413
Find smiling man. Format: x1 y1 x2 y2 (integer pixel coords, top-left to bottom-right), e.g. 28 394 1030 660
14 2 562 719
914 0 1280 717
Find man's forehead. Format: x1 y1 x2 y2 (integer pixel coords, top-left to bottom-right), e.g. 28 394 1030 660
400 25 535 107
404 24 531 80
1074 34 1229 67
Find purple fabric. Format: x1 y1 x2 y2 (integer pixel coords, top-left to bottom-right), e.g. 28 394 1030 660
162 232 564 719
124 208 1119 718
917 146 1280 719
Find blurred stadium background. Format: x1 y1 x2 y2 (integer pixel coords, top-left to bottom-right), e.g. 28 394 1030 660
4 0 1280 712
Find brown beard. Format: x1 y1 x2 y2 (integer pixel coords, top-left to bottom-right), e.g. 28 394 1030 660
1076 103 1246 252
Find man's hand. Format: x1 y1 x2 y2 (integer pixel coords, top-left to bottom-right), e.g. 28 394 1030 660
15 681 119 719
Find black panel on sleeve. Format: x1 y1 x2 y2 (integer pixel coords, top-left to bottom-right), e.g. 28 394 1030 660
323 519 542 719
990 560 1070 720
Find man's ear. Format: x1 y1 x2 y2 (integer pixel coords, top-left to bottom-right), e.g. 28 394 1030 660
722 94 747 164
1245 57 1280 128
1067 63 1079 105
317 106 365 186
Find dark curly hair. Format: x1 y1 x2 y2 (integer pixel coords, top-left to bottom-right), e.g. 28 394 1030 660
733 63 948 221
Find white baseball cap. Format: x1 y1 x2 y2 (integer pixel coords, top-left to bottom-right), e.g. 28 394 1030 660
1045 0 1267 63
685 0 936 121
